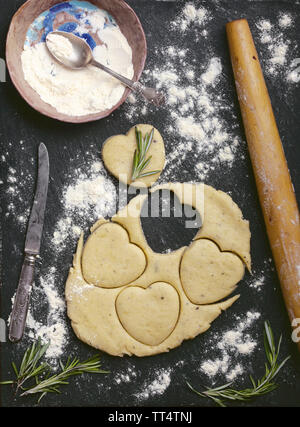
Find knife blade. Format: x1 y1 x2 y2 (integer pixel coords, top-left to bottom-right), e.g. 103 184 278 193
9 143 49 342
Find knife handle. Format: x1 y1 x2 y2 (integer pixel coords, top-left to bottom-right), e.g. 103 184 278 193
9 254 36 342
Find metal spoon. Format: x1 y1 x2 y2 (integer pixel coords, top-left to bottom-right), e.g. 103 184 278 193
46 31 165 107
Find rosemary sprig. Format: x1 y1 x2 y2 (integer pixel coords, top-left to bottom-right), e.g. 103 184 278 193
21 355 109 402
187 321 290 407
131 127 161 182
0 339 109 402
0 338 50 394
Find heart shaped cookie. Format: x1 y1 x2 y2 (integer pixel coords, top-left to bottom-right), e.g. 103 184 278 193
116 282 180 346
82 222 146 288
102 124 165 187
180 239 245 304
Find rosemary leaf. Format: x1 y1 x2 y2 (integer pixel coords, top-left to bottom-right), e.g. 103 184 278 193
20 355 109 400
11 361 19 377
131 127 160 182
138 170 161 178
144 128 154 154
187 321 290 407
0 340 109 402
139 156 152 173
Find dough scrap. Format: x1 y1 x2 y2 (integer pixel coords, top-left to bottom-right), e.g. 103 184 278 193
65 183 251 357
102 124 165 187
116 282 180 346
82 222 146 288
180 239 245 304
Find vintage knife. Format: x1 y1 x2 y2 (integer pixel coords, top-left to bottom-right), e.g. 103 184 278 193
9 143 49 342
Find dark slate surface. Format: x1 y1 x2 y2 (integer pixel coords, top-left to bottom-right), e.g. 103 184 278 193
1 0 300 407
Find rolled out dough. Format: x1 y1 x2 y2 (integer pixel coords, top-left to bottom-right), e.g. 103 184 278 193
65 183 251 357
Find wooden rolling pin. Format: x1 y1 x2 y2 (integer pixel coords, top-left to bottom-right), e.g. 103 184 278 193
226 19 300 350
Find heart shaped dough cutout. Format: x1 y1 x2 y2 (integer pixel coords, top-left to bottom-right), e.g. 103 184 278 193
116 282 180 346
102 124 165 187
82 222 146 288
180 239 245 304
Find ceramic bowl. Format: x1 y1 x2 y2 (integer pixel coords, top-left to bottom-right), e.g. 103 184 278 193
6 0 147 123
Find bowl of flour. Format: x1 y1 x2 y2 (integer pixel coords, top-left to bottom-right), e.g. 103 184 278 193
6 0 147 123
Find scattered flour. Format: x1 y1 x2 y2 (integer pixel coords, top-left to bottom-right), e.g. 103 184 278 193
287 59 300 83
226 364 244 381
3 146 34 227
200 311 261 382
278 13 293 29
171 3 210 32
201 57 222 85
114 367 137 385
9 266 67 365
124 6 298 185
249 274 265 291
135 368 172 400
255 14 298 82
125 17 243 183
51 160 117 252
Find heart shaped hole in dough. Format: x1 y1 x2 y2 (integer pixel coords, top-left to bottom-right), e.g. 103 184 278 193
82 222 146 288
180 238 245 304
140 189 202 254
116 282 180 346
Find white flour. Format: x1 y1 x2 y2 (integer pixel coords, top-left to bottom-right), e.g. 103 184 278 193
128 56 241 181
21 9 134 116
249 274 265 291
124 4 243 183
171 3 210 32
200 311 261 382
4 151 33 227
125 5 298 187
255 14 298 82
135 368 172 400
287 59 300 83
201 57 222 85
278 13 293 29
9 266 67 365
46 33 79 64
51 160 117 252
114 366 137 385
